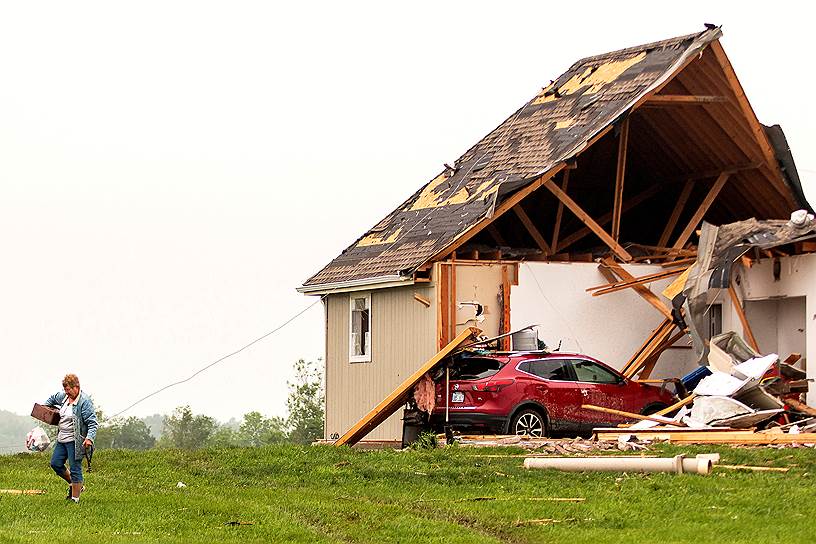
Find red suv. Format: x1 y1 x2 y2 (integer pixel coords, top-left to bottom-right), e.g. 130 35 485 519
431 351 676 436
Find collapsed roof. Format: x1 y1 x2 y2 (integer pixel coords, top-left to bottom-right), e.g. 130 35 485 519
299 27 810 293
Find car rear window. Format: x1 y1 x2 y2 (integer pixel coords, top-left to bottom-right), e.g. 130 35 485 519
450 357 503 380
525 359 572 381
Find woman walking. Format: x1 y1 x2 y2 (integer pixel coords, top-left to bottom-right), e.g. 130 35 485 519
44 374 98 503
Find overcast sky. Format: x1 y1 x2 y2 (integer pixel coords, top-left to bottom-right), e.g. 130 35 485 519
1 2 814 425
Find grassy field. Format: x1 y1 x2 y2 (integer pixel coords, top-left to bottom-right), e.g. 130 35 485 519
0 442 814 543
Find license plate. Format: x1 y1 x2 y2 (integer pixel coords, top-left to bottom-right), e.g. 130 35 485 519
451 391 465 403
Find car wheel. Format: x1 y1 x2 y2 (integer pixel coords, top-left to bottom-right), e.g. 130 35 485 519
511 408 547 437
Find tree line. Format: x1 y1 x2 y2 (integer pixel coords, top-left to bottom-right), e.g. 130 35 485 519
94 358 324 450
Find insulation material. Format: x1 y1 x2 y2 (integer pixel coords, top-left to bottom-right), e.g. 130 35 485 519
413 373 436 413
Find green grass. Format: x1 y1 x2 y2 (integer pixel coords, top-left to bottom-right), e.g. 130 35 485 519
0 443 814 543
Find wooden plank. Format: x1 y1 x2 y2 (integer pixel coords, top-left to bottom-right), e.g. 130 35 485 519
671 172 730 251
612 118 629 242
644 94 727 104
622 318 672 376
654 393 697 416
450 260 457 342
513 204 551 254
637 328 687 379
728 284 760 352
597 431 816 445
439 263 450 349
599 258 672 319
588 267 687 296
543 180 633 262
556 184 661 253
658 180 694 248
335 327 481 447
625 324 675 379
501 265 511 351
581 404 685 427
413 293 431 307
550 170 569 251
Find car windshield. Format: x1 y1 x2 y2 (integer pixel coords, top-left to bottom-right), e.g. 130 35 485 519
450 357 503 380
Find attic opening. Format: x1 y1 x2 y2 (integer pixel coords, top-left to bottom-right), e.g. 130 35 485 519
442 46 805 266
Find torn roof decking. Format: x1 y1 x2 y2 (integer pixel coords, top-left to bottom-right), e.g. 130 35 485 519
300 28 807 292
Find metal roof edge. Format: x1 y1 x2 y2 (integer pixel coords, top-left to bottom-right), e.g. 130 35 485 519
296 274 414 295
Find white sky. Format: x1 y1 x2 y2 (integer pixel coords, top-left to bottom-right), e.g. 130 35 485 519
1 2 814 422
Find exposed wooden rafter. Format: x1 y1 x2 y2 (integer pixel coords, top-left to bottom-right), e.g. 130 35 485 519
550 170 569 251
599 258 672 319
671 172 730 250
486 224 507 246
612 118 629 242
556 184 661 253
544 180 633 262
513 204 551 255
658 180 694 247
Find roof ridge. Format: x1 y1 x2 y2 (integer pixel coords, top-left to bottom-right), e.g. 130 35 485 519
569 29 709 68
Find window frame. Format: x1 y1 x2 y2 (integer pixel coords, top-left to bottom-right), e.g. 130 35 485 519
348 292 372 363
515 358 576 382
568 358 623 385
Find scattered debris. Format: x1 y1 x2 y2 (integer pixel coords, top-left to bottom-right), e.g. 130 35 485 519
443 434 648 452
0 489 46 495
514 518 578 527
176 481 187 488
224 521 254 526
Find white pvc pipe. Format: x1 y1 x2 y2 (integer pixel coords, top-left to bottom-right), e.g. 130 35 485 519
523 455 712 475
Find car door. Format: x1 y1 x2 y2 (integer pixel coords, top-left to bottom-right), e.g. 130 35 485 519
518 358 583 432
568 358 630 427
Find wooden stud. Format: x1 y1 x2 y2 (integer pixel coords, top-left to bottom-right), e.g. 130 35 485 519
439 263 450 350
550 170 569 251
450 261 457 342
513 204 551 255
612 118 629 242
658 180 694 248
501 265 511 351
672 172 730 251
335 327 481 447
543 180 633 262
728 284 760 352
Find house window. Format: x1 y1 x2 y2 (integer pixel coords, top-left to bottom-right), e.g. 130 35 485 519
349 293 371 363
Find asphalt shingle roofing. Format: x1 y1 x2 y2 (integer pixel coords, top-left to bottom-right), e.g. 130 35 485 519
301 28 722 290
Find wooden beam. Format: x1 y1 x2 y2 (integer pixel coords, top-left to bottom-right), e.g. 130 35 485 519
728 284 760 352
513 204 551 255
335 327 481 447
707 40 792 205
581 404 685 427
588 267 687 297
486 224 507 246
550 170 569 251
556 184 661 253
438 263 450 350
543 180 633 262
658 180 694 248
599 258 672 319
671 172 730 251
654 393 698 417
426 162 568 263
644 94 727 104
612 118 629 242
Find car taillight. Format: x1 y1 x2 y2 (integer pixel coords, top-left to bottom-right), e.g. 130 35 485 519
472 378 515 392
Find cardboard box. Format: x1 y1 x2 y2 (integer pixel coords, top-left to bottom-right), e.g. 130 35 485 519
31 403 60 426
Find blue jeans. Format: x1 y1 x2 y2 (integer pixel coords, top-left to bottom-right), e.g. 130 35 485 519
50 441 83 483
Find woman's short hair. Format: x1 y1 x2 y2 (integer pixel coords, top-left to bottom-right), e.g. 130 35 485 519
62 374 80 388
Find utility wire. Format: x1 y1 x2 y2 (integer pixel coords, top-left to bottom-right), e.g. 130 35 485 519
109 295 326 419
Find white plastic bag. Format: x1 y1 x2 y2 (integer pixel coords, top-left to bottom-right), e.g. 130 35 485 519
25 426 51 452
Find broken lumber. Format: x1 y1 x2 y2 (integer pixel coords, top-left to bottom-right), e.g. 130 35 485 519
786 399 816 417
581 404 685 427
0 489 46 495
335 327 481 447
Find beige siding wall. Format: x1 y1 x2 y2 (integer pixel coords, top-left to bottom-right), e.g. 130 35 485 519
325 284 437 441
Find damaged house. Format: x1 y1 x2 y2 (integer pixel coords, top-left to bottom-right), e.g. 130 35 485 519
298 27 815 443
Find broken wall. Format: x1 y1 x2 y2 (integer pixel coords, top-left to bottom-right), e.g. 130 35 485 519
740 254 816 405
511 261 697 377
